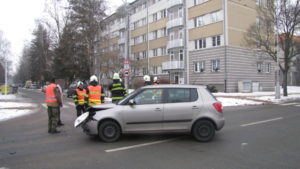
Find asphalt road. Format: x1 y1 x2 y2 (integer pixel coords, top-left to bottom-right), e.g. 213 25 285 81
0 89 300 169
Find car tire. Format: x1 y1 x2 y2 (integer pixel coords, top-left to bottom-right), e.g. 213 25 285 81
192 120 215 142
98 120 121 142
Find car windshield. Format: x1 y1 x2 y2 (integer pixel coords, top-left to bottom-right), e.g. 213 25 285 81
117 88 142 105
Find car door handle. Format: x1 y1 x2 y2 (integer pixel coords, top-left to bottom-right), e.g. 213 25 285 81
192 106 199 110
155 108 162 111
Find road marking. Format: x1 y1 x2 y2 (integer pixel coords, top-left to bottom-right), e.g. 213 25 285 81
105 137 181 153
279 103 298 106
241 117 283 127
294 105 300 107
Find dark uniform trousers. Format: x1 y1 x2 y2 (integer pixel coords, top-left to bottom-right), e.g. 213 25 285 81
47 106 59 132
76 105 85 117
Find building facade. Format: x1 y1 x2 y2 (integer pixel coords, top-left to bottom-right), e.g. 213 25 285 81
99 0 276 92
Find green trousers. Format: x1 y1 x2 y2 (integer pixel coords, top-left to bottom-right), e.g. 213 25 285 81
48 106 59 132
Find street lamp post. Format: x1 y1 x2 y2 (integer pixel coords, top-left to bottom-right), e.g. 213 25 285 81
4 56 8 95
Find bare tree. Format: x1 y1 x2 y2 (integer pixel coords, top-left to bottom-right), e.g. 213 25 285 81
245 0 300 96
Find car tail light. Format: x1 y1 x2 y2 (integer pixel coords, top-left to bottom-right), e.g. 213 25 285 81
213 102 223 113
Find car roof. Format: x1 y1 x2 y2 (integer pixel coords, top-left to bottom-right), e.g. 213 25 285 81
141 84 206 89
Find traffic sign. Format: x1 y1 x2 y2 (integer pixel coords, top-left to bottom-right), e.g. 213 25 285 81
123 70 130 77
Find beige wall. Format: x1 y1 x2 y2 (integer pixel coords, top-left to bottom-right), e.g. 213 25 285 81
100 37 119 49
189 22 223 40
149 37 168 50
131 42 147 53
131 26 147 38
149 18 167 32
149 55 169 67
188 0 222 19
228 0 257 47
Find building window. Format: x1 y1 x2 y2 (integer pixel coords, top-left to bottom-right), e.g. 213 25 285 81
265 63 271 73
142 34 147 42
134 21 139 29
161 47 166 55
161 27 167 37
153 30 158 39
142 18 147 26
211 60 220 72
143 68 148 75
257 62 263 72
152 13 157 22
194 0 208 6
179 50 184 61
153 49 158 56
194 62 199 72
256 0 261 5
195 38 206 49
194 61 205 72
134 37 139 45
134 53 140 60
142 51 147 59
170 52 174 61
153 66 158 74
161 9 166 18
212 35 221 47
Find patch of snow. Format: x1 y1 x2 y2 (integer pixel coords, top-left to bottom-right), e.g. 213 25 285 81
0 102 37 109
0 94 17 100
0 109 34 122
253 94 300 103
217 97 263 107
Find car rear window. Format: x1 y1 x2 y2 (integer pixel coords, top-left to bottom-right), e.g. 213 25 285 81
166 88 198 103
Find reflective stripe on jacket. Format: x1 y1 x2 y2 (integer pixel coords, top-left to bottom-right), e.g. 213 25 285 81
88 85 101 106
74 88 87 105
45 83 57 103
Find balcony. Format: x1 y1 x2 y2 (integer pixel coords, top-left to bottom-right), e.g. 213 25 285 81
168 0 183 9
162 61 185 70
118 22 126 30
118 37 126 44
167 39 184 49
167 17 184 29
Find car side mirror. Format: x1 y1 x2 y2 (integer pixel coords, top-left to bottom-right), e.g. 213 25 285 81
128 99 135 106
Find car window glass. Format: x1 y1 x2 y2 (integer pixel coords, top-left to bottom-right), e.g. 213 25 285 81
167 88 198 103
133 89 163 105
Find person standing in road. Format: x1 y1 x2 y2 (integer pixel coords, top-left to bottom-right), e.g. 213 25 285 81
143 75 151 86
87 75 105 106
45 79 62 134
153 77 159 85
109 73 126 103
73 81 88 116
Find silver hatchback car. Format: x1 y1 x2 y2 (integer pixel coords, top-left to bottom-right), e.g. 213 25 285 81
75 85 225 142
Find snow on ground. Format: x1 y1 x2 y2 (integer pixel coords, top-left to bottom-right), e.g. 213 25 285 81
216 97 264 107
0 94 17 100
0 109 34 122
0 94 37 122
214 86 300 107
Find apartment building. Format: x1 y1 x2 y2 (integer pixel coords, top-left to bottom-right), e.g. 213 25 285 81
99 0 275 92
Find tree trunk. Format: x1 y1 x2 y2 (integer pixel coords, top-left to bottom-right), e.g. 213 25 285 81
283 70 288 96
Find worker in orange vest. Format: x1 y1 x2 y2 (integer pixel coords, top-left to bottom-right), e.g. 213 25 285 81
87 75 105 106
45 79 62 134
73 81 88 116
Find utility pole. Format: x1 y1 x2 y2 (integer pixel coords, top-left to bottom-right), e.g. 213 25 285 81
4 55 8 95
275 0 280 99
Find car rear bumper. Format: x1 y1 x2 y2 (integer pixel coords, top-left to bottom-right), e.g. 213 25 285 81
215 117 225 131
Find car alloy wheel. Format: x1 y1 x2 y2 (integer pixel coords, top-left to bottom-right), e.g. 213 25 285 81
98 120 121 142
192 120 215 142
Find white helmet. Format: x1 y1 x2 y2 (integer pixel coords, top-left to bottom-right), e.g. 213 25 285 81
153 76 158 82
90 75 98 82
143 75 150 82
77 81 83 87
113 73 120 80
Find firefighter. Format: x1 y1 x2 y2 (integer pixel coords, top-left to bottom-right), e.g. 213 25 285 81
73 81 88 116
87 75 105 106
45 79 62 134
109 73 126 103
153 76 159 85
143 75 151 86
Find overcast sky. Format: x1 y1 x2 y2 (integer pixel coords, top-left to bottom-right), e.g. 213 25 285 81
0 0 134 70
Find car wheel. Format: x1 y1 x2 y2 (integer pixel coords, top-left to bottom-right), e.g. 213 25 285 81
192 120 215 142
98 120 121 142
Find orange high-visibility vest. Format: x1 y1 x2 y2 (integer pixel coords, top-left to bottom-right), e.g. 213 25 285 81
45 83 57 103
76 88 87 105
88 85 101 105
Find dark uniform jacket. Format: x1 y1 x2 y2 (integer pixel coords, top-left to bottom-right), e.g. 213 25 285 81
109 79 126 102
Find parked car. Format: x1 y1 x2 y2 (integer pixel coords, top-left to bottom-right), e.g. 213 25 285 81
67 83 77 98
74 85 225 142
29 84 38 89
